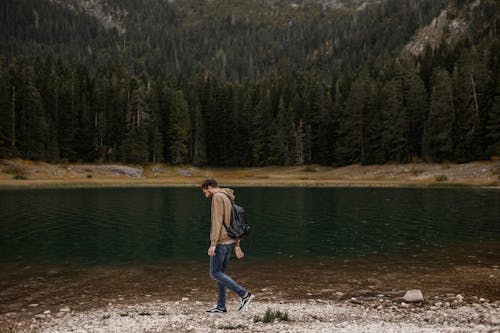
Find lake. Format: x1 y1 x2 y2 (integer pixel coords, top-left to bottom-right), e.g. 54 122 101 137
1 187 499 317
1 187 499 263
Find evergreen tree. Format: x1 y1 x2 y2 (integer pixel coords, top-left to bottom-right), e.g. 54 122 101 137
250 90 272 166
269 97 294 165
192 104 207 166
18 64 46 160
452 50 488 161
486 73 500 157
0 59 14 157
404 68 427 160
121 78 150 164
336 69 372 165
423 69 455 162
382 73 406 162
167 90 191 164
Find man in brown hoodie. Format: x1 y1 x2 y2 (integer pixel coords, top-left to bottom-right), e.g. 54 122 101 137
201 178 254 314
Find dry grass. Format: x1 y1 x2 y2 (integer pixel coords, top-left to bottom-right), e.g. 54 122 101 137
0 159 499 188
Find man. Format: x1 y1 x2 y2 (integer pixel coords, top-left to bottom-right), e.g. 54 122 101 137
201 178 254 314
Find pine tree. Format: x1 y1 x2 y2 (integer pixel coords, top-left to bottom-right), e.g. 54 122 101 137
18 64 46 160
336 69 372 165
192 104 207 166
423 69 455 162
382 74 405 162
269 97 294 165
403 68 427 160
0 59 14 157
486 73 500 158
121 78 150 164
167 90 191 164
452 50 488 161
250 90 272 166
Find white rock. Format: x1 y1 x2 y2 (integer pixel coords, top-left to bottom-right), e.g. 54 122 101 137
403 290 424 302
59 307 71 312
456 294 463 301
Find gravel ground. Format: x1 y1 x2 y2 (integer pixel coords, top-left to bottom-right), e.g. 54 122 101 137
20 297 500 333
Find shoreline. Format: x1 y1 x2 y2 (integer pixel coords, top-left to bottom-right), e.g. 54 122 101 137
1 159 499 189
9 298 500 333
2 247 500 332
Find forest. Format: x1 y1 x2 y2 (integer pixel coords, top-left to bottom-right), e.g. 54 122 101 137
0 0 499 166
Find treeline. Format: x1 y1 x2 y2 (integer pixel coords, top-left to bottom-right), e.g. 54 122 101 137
1 37 499 166
0 0 447 81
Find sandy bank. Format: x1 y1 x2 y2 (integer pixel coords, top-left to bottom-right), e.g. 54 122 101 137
0 159 499 188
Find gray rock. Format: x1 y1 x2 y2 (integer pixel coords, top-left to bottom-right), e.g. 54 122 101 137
178 170 192 177
491 316 500 325
403 290 424 302
100 165 144 178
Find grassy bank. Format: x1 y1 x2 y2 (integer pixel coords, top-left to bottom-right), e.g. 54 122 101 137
0 159 499 189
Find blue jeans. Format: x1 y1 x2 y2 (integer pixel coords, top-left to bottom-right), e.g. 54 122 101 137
209 243 247 309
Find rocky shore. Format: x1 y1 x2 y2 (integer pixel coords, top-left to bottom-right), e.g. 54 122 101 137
16 294 500 333
1 159 499 188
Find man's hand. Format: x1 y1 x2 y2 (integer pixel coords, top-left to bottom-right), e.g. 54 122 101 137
234 246 244 259
208 246 216 256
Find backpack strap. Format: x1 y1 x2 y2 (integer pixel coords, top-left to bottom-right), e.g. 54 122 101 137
219 192 233 231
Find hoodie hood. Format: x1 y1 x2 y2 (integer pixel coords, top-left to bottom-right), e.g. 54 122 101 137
217 188 235 202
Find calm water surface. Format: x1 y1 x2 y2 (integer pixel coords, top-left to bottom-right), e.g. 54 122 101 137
0 187 499 265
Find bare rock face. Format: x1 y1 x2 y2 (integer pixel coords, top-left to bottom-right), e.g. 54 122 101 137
403 290 424 303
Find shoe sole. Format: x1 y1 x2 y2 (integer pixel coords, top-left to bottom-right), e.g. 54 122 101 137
238 294 255 313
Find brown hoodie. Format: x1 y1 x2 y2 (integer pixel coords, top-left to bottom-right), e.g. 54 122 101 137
210 188 239 246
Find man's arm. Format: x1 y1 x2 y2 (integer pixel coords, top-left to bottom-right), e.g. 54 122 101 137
208 194 224 256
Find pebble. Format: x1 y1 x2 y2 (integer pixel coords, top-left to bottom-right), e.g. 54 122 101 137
29 304 39 307
403 289 424 302
59 307 71 313
18 298 500 333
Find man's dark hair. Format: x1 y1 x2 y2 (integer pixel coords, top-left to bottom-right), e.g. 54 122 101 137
201 178 218 189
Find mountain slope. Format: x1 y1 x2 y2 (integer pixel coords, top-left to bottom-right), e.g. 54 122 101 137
0 0 448 80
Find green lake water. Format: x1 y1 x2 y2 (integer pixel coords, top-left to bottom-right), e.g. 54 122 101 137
0 187 499 265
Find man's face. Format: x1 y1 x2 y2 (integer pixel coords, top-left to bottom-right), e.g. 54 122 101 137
202 187 212 199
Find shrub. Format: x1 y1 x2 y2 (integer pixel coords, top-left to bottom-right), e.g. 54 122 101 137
302 166 317 172
13 174 27 180
435 175 448 182
254 308 289 323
